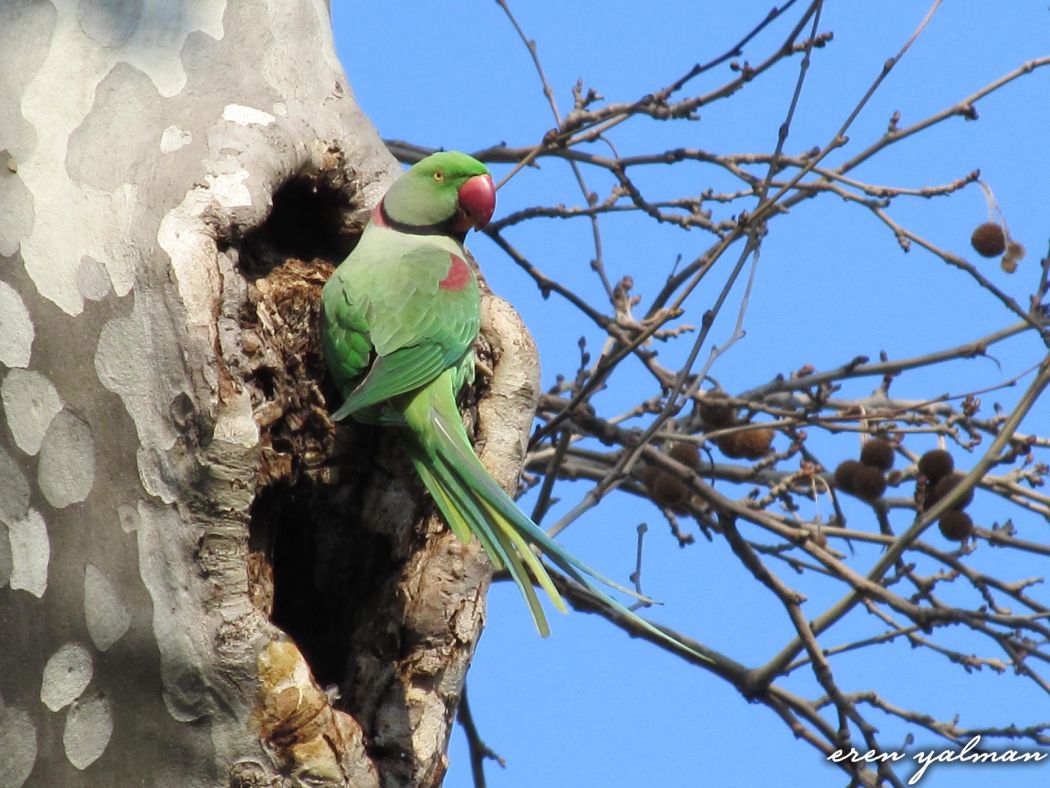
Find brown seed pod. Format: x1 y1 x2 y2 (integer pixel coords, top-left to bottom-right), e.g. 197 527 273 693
639 466 688 513
851 465 887 501
918 449 954 482
971 222 1006 258
717 427 774 459
713 433 740 457
938 510 974 542
700 391 736 429
668 441 701 471
834 460 862 493
860 438 895 471
933 473 975 510
640 443 699 514
652 473 691 512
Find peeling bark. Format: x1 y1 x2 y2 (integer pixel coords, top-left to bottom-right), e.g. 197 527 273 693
0 1 539 785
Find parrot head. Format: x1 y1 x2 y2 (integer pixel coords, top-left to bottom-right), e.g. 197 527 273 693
380 151 495 236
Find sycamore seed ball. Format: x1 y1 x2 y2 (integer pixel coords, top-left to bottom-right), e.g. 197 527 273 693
860 438 895 471
918 449 954 482
938 510 974 542
922 480 942 510
652 472 690 512
714 433 741 458
700 391 736 429
735 427 775 459
851 465 887 501
639 466 686 511
668 441 701 471
834 460 862 493
971 222 1006 258
640 447 695 513
717 427 774 459
933 472 975 510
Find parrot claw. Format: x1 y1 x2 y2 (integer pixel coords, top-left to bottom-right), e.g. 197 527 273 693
473 359 494 382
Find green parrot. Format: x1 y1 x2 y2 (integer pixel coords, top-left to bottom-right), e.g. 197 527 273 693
321 151 705 659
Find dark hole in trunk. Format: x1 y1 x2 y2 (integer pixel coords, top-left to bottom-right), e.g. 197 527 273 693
239 172 360 275
234 168 403 693
249 457 398 689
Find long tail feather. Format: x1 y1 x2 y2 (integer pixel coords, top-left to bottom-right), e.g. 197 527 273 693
427 410 650 602
411 451 552 636
402 371 709 661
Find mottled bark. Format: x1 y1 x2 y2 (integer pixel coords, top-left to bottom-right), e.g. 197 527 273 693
0 2 538 786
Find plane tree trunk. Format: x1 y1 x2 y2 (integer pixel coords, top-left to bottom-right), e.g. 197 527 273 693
0 2 538 786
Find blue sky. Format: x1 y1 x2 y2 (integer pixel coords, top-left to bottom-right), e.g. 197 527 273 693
332 3 1049 786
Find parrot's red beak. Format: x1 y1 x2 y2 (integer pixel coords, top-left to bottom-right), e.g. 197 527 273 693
454 173 496 232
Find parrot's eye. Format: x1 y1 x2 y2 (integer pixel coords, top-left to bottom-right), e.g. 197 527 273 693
433 171 444 181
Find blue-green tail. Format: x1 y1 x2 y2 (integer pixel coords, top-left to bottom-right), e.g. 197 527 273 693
401 371 710 662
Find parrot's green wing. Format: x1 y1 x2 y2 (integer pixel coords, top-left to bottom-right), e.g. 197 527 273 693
322 236 481 420
331 344 446 421
320 282 374 395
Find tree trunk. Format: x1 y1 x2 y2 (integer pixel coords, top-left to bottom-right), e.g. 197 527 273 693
0 2 538 785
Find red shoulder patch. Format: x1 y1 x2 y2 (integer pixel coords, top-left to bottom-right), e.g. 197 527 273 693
439 253 471 291
371 201 388 228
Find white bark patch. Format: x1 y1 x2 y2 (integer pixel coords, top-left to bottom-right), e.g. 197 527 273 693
135 446 176 504
213 387 259 447
84 564 131 651
0 705 37 788
0 445 31 524
160 125 192 153
75 255 112 301
0 0 54 167
95 295 179 502
63 695 113 770
7 508 49 597
19 175 136 315
222 103 276 126
205 166 252 209
0 281 34 367
40 642 93 712
37 410 95 508
157 208 223 331
1 368 63 456
155 190 229 419
16 0 226 314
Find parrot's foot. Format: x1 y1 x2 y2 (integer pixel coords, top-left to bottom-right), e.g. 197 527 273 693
473 358 494 382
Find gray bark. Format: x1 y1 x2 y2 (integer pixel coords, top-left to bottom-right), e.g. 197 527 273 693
0 2 538 786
